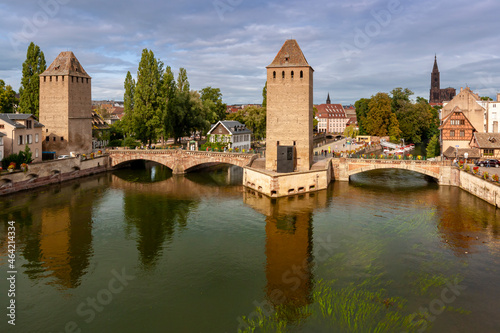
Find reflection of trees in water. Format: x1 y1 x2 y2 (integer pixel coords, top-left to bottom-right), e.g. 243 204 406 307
123 193 198 268
113 161 173 183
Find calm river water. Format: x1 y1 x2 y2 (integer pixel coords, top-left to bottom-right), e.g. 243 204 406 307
1 162 499 332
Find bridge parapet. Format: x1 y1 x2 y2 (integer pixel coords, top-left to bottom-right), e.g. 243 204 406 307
108 149 258 174
331 158 453 185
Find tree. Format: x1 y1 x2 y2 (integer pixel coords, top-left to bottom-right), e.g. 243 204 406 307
343 124 358 138
19 42 46 117
122 71 135 136
313 106 318 128
176 68 189 93
132 49 163 145
365 93 400 140
0 80 17 113
426 134 440 158
262 81 267 108
200 86 226 124
354 98 370 135
244 106 266 140
390 87 413 114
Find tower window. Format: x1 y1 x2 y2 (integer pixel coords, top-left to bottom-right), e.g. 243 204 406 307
56 76 58 82
43 76 46 82
86 78 89 83
282 71 285 79
62 76 64 82
300 71 303 78
72 77 74 83
291 71 294 79
50 76 52 82
273 71 276 79
61 137 64 141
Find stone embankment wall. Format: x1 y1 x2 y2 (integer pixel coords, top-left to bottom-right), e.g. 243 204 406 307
458 169 500 207
0 156 109 196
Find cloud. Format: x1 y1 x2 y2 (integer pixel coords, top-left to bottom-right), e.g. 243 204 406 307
0 0 499 104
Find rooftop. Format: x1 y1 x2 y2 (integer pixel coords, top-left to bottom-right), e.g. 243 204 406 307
41 51 91 78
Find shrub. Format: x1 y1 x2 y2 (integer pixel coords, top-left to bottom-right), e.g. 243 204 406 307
492 174 499 182
483 171 489 180
108 139 123 147
122 137 140 149
466 165 470 172
473 166 479 175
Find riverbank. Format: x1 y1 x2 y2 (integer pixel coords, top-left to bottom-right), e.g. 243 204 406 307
0 155 109 196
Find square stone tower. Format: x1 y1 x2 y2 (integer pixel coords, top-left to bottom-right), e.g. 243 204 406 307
265 40 314 172
39 51 92 155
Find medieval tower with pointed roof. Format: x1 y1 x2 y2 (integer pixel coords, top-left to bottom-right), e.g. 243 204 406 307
39 51 92 155
265 39 314 172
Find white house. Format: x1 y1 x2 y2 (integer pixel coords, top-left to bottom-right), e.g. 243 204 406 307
482 93 500 133
207 120 252 151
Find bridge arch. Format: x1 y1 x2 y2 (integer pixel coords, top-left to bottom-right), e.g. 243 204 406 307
347 164 439 181
112 156 176 171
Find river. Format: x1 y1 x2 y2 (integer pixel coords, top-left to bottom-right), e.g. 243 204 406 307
1 162 499 332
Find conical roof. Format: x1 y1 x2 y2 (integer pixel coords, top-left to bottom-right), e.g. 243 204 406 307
432 55 439 73
267 39 312 68
41 51 91 78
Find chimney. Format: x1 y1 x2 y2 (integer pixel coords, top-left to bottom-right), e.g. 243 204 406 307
460 87 463 92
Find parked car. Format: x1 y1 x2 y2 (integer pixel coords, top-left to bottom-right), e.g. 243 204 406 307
57 155 70 159
474 159 500 167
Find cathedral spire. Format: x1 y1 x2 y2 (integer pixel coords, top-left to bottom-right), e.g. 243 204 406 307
326 93 331 104
432 54 439 73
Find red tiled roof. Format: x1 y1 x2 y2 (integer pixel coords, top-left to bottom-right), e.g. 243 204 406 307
315 104 346 119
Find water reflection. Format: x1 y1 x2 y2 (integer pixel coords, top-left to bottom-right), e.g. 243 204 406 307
244 189 330 318
0 177 107 289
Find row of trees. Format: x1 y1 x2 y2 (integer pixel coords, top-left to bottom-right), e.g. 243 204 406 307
0 42 46 116
120 49 227 145
355 88 441 155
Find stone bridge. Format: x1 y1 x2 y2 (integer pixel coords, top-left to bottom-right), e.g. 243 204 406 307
331 158 456 185
108 149 259 174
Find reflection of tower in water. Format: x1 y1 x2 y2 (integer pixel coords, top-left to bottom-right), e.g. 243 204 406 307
244 190 329 317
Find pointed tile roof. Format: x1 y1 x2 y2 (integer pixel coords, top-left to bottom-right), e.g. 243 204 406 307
267 39 312 68
41 51 91 78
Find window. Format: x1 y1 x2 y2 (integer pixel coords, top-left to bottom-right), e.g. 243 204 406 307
282 71 285 79
26 120 32 129
484 149 494 156
300 71 303 78
35 148 39 158
0 136 3 146
18 135 23 145
61 136 64 141
273 71 276 79
62 76 64 82
450 130 455 137
53 137 56 141
27 134 33 144
50 76 52 82
45 136 49 142
459 130 465 137
291 71 294 78
35 133 39 143
56 76 58 82
0 124 3 129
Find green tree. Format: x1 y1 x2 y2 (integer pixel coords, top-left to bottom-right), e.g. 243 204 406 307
176 68 190 93
426 134 440 158
132 49 163 145
354 98 370 135
343 124 358 138
390 87 413 114
0 80 18 113
365 93 400 140
262 81 267 108
19 42 46 117
226 109 246 124
313 106 318 128
122 71 135 136
200 86 227 124
244 106 266 141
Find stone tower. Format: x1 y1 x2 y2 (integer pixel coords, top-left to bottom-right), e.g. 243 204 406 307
430 55 440 104
265 39 314 172
39 51 92 156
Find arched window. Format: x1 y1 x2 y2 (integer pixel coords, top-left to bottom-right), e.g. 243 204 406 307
300 70 303 78
291 71 294 78
273 71 276 79
282 71 285 79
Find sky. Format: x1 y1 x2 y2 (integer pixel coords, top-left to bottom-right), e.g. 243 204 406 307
1 0 500 105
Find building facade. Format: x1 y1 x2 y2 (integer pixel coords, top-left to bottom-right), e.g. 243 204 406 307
429 56 456 105
0 113 44 162
265 39 313 172
470 132 500 159
316 101 348 134
441 87 486 133
481 93 500 133
0 132 5 161
207 120 252 151
39 51 92 156
439 109 476 154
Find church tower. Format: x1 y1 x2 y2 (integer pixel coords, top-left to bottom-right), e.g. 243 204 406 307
326 93 331 104
265 40 314 172
39 51 92 156
430 55 441 103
